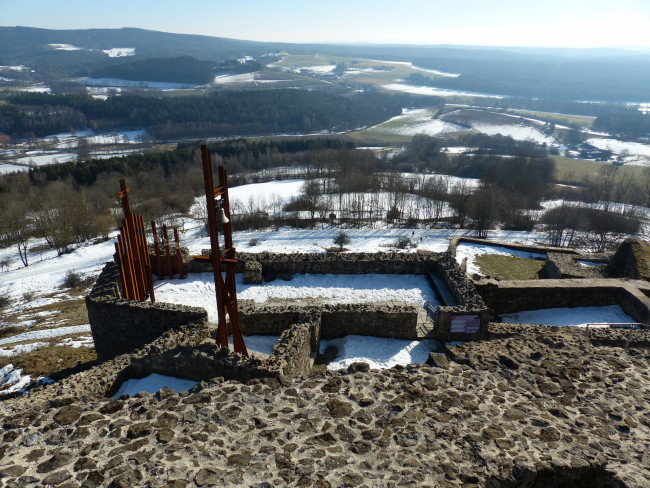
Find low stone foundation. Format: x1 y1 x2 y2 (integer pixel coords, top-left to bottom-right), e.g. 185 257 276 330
475 278 650 325
448 236 578 259
543 252 609 279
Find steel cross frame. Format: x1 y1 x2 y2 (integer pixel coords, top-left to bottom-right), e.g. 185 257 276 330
201 145 248 357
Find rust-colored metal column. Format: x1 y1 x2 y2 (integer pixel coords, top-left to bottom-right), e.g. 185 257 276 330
201 145 247 356
151 220 163 281
174 227 183 280
162 224 173 279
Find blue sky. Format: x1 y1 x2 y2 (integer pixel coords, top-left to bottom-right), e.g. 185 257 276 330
2 0 650 48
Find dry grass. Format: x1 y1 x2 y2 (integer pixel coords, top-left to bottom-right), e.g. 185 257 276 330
631 240 650 280
0 343 96 378
551 155 646 184
475 254 545 281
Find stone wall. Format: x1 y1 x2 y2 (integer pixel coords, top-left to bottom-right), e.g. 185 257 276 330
267 314 317 378
239 301 420 342
448 236 578 259
608 238 650 281
432 253 490 341
90 249 489 377
86 262 208 362
186 250 489 342
542 252 609 279
475 278 650 324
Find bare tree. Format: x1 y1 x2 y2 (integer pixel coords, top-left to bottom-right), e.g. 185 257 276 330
468 188 499 239
449 181 471 228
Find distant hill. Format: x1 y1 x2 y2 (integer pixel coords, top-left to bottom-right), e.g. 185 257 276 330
1 27 650 101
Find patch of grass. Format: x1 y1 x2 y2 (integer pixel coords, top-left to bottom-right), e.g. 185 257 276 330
348 131 413 144
325 247 349 253
630 239 650 280
31 298 89 328
0 293 11 309
0 344 96 378
475 254 545 281
550 155 645 184
506 109 595 128
0 326 22 340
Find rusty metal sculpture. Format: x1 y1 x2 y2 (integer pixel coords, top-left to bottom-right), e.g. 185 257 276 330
201 145 248 356
115 179 155 302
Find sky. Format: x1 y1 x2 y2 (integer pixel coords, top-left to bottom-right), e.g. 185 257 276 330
2 0 650 48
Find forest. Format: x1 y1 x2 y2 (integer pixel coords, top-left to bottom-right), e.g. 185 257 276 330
87 56 216 84
0 90 406 140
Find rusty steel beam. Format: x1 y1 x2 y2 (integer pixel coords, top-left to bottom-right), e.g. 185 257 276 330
201 145 248 357
115 178 155 302
151 220 163 281
174 227 183 280
162 224 173 280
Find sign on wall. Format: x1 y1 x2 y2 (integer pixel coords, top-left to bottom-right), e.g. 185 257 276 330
450 315 480 333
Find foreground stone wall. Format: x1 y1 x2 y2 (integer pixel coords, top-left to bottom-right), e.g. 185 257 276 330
86 262 208 361
2 325 648 487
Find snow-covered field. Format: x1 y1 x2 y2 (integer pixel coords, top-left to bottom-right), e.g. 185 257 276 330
499 305 635 327
48 43 82 51
383 83 504 99
586 137 650 164
365 108 466 136
471 122 555 145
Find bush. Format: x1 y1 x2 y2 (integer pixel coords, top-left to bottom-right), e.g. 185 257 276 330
393 237 415 249
62 271 95 290
249 238 260 247
333 231 350 251
0 293 11 309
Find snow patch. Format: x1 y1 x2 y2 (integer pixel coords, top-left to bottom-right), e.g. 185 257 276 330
499 305 635 327
0 325 92 346
103 48 135 58
321 335 436 370
112 373 198 398
383 83 504 99
48 43 82 51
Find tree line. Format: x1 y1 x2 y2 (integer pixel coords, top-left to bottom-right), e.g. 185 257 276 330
1 135 646 268
0 89 406 140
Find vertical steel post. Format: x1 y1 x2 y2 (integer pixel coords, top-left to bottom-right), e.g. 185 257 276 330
201 145 247 356
151 220 163 281
174 227 183 280
162 224 173 279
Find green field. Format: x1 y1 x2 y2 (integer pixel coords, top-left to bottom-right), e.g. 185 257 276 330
506 109 595 128
475 254 544 280
551 155 646 183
